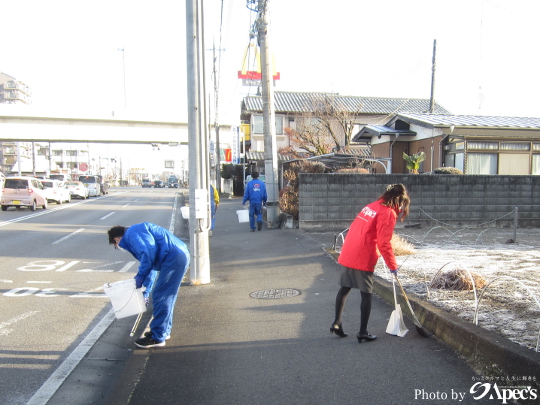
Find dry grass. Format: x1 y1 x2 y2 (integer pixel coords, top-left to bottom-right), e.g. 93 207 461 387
430 268 488 291
392 233 416 256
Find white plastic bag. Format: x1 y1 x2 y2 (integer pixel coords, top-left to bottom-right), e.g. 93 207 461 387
386 277 409 337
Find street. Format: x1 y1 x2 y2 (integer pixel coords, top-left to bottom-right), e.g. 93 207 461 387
0 187 179 405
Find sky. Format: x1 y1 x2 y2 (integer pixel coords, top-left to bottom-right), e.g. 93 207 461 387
2 0 540 127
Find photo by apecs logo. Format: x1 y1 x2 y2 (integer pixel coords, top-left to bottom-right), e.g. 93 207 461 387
470 382 537 404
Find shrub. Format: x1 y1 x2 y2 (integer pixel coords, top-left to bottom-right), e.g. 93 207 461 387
279 160 326 219
334 167 370 174
434 167 463 174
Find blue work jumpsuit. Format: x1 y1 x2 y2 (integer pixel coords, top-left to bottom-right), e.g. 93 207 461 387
242 179 268 230
119 223 190 343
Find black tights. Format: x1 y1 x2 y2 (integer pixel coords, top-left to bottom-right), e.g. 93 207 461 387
334 287 372 334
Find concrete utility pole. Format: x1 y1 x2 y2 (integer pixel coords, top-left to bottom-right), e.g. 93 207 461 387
429 39 437 114
186 0 211 284
257 0 279 227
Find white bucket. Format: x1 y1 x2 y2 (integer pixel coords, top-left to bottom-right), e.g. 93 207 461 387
104 279 146 319
180 206 190 219
236 209 249 223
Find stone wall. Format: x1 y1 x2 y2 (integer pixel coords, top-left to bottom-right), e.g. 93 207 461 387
299 174 540 230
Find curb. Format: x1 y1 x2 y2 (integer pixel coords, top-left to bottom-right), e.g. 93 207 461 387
324 247 540 395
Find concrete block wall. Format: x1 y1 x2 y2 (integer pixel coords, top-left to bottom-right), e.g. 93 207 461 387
299 174 540 230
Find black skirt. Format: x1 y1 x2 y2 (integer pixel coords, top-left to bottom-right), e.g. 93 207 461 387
339 267 374 293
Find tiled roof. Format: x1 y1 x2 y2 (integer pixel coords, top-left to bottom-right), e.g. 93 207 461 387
397 113 540 129
242 91 451 115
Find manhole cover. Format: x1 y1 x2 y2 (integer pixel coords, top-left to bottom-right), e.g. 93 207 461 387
250 289 301 299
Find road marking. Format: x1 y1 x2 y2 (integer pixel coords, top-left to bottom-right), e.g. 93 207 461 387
0 279 13 283
52 229 85 245
76 269 114 272
25 309 116 405
55 261 80 272
119 261 136 272
100 212 115 220
0 311 39 336
122 203 131 208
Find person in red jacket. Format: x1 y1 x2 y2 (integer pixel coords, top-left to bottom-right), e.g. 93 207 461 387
330 184 410 343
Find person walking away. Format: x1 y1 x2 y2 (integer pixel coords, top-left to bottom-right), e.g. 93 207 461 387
330 184 410 343
210 184 219 236
107 223 190 348
242 171 267 232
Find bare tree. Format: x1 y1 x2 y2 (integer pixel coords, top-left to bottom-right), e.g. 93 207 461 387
285 95 362 156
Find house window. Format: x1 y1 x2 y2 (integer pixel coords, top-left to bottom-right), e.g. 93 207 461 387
252 115 284 134
532 155 540 175
53 150 63 156
66 150 78 156
467 153 497 174
500 142 530 151
164 160 175 169
532 144 540 151
499 154 529 175
468 142 498 150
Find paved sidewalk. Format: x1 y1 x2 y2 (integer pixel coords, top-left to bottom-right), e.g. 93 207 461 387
106 197 515 405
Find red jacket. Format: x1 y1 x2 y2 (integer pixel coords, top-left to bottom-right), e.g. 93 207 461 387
338 200 398 272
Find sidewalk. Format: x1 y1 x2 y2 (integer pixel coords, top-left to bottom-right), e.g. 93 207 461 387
105 197 533 405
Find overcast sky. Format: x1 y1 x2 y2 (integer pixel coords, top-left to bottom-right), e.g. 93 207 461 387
2 0 539 125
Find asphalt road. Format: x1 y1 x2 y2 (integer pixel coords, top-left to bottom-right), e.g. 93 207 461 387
0 187 179 405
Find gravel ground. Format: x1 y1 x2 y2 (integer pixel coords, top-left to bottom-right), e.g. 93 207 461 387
308 226 540 352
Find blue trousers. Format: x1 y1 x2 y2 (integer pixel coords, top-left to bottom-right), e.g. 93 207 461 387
249 202 263 230
149 246 190 342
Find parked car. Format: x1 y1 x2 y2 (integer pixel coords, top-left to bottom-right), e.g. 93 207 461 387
40 179 71 204
153 180 164 188
1 176 48 211
142 178 153 188
65 181 89 199
78 175 101 197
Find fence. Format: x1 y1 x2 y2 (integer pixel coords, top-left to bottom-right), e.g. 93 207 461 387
299 174 540 230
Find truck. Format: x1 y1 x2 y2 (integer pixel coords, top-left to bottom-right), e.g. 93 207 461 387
167 176 179 188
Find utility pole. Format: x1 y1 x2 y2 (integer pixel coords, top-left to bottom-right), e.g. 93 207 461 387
257 0 279 227
186 0 211 284
429 39 437 113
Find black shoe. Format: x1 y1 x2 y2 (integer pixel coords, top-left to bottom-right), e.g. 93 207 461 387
257 221 262 231
357 332 377 343
144 331 170 340
134 335 166 348
251 228 255 232
330 323 348 338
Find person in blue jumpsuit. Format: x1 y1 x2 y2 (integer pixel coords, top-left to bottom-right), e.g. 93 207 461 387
242 171 267 231
107 223 190 348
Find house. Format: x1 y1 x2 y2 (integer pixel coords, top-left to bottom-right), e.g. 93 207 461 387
240 91 451 155
353 113 540 174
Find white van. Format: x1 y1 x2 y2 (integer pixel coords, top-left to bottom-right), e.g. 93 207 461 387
78 175 101 197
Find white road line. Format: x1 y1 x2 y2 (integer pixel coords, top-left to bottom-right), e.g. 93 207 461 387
52 229 85 245
100 212 115 220
56 261 80 272
0 279 13 283
119 261 136 273
0 311 39 336
25 309 116 405
0 192 129 228
122 203 130 208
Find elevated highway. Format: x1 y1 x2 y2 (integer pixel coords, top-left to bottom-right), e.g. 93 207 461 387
0 112 189 144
